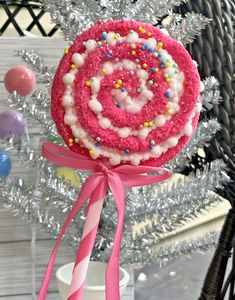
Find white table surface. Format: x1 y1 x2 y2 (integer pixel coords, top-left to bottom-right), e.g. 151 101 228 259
0 37 134 300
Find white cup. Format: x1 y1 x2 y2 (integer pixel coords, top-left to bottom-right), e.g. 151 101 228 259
56 261 130 300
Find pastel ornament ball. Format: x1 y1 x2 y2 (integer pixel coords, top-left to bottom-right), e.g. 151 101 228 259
0 150 12 177
4 65 36 96
0 110 27 139
56 167 81 188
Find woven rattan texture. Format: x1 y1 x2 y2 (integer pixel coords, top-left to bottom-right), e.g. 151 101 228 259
199 209 235 299
175 0 235 203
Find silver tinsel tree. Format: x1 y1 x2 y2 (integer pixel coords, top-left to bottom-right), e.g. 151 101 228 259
0 0 228 267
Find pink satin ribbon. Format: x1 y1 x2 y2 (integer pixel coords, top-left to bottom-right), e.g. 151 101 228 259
38 142 171 300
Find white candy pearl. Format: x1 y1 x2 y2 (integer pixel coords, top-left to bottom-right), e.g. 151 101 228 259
66 107 76 115
85 40 97 52
99 118 111 129
62 95 74 107
166 137 178 148
125 96 132 105
143 153 150 160
131 155 140 166
139 82 146 89
194 102 202 112
168 102 179 112
72 53 84 67
154 115 166 127
107 32 116 45
138 128 149 140
110 156 121 165
137 69 149 80
73 127 87 138
171 83 181 92
118 127 131 138
151 145 162 158
146 38 157 48
116 91 127 101
160 28 169 36
64 114 77 125
126 104 141 113
122 59 135 71
162 146 169 153
126 31 139 43
63 73 75 85
90 77 100 94
141 89 153 100
193 60 198 67
92 152 100 159
200 81 205 92
91 94 97 100
159 50 168 61
166 67 175 77
184 123 193 136
88 100 103 114
103 62 113 74
174 104 180 112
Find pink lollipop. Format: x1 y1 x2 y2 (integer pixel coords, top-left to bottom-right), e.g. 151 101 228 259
4 65 36 96
39 20 202 300
51 20 201 167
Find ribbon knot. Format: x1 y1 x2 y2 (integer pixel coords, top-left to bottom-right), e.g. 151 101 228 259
96 161 110 175
38 142 171 300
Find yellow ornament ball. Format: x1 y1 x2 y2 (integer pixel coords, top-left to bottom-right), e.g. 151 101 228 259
56 167 81 188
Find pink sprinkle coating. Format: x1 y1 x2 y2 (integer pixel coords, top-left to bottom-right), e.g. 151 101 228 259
51 19 200 167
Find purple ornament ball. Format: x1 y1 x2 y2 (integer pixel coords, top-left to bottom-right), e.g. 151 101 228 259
0 110 27 138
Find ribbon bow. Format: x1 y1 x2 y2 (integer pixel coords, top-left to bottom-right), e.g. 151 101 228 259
38 142 171 300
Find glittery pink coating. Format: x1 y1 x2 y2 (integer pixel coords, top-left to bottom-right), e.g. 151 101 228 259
51 20 200 167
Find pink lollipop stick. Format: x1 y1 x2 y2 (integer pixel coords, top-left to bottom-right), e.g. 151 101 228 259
67 193 105 299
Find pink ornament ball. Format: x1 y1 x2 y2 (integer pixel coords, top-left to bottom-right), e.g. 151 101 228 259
4 65 36 96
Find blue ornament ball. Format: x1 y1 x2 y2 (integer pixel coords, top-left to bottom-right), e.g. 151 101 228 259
0 150 12 177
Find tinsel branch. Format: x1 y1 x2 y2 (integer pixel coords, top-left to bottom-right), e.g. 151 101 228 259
31 89 51 110
7 92 57 137
167 76 221 170
2 137 87 214
123 231 219 266
0 176 83 249
16 50 55 85
41 0 102 40
130 160 229 249
201 77 222 111
99 0 131 20
1 174 220 266
124 0 188 23
103 159 228 230
41 0 193 40
1 136 121 255
0 174 111 254
164 12 210 45
167 119 221 171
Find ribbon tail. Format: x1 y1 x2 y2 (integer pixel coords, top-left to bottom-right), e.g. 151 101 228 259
38 174 102 300
67 179 108 300
106 173 126 300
